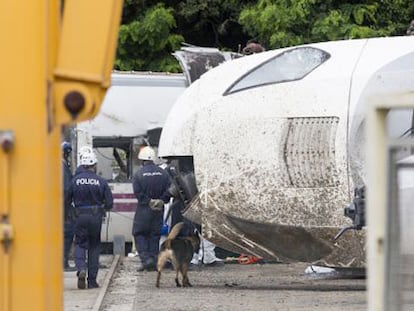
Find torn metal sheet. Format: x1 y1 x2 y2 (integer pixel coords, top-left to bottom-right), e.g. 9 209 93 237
173 45 240 84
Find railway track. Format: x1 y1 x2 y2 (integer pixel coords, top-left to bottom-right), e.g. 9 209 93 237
93 255 122 311
64 255 123 311
65 256 366 311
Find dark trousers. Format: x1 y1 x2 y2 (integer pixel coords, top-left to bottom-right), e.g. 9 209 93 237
74 213 102 282
63 220 75 267
134 233 160 267
132 205 163 267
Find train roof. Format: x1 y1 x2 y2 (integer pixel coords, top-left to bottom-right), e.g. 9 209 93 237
110 71 188 87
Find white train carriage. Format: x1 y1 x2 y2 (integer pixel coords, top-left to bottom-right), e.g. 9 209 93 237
75 72 188 249
158 36 414 267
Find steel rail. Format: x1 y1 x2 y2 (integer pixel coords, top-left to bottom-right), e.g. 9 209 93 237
92 254 121 311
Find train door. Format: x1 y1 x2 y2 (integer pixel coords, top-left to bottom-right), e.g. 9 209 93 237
92 136 144 247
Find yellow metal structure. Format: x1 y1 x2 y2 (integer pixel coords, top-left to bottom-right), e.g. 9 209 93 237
54 0 123 124
0 1 122 310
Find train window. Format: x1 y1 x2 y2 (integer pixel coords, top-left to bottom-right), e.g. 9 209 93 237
94 147 129 182
93 137 134 182
224 47 330 95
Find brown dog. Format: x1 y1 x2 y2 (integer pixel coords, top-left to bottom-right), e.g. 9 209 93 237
156 222 200 288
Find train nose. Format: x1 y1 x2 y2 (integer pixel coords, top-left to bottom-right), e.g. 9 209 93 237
158 113 196 157
158 77 206 158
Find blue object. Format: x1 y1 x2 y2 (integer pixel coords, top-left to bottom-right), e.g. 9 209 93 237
61 141 72 153
160 223 169 236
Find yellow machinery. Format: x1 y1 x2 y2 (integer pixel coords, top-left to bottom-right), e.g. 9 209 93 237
0 1 122 310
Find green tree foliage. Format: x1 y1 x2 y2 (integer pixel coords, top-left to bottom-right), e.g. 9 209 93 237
239 0 414 49
174 0 254 51
115 2 184 72
116 0 413 71
116 0 255 71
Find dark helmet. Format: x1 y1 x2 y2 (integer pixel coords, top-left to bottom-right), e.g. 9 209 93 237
61 141 72 154
242 40 265 55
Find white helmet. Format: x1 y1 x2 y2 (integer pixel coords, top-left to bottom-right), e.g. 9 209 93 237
79 146 93 155
138 146 156 161
79 150 98 166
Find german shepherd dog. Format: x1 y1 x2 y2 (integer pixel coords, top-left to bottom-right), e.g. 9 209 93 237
156 222 200 288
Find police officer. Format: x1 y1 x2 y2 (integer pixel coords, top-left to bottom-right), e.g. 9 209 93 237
66 148 113 289
62 141 76 271
132 146 170 271
242 39 265 55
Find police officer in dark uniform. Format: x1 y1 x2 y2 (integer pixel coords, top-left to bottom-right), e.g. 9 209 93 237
62 141 76 271
132 146 171 271
66 148 113 289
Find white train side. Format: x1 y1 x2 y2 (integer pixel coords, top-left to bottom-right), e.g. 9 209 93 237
159 36 414 267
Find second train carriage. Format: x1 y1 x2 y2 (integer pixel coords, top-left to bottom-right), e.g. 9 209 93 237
74 71 188 249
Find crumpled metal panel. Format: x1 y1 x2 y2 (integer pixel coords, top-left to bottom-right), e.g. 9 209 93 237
184 191 366 267
182 110 364 266
173 46 239 84
170 79 362 266
174 50 226 84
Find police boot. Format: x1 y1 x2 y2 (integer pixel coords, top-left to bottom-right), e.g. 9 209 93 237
77 270 87 289
88 280 100 289
144 257 156 271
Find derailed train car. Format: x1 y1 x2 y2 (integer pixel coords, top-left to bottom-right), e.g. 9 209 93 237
158 36 414 267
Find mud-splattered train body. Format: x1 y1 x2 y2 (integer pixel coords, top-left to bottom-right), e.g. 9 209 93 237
158 36 414 267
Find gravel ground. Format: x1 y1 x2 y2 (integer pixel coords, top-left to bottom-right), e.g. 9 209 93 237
101 256 366 311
